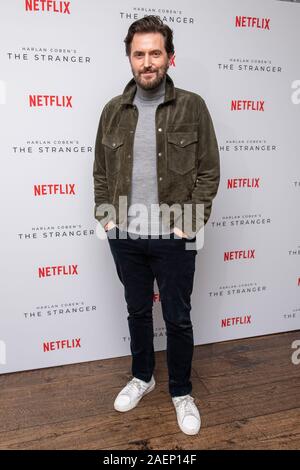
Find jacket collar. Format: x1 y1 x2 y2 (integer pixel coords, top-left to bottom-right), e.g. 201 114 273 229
121 73 176 106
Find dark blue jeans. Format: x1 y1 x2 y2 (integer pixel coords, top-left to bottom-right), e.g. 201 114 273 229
107 226 198 397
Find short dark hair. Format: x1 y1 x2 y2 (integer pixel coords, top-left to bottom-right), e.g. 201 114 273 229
124 15 175 57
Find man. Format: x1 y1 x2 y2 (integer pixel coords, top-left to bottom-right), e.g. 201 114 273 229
93 16 220 436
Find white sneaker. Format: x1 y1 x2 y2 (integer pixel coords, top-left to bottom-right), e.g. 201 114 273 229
114 376 155 412
172 394 201 435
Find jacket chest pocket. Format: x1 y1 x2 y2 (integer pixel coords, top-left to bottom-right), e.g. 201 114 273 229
167 131 198 175
102 133 124 175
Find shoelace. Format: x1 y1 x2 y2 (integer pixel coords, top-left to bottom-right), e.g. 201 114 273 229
123 377 148 395
173 395 197 417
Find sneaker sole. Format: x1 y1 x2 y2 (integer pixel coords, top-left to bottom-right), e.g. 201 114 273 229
114 381 156 412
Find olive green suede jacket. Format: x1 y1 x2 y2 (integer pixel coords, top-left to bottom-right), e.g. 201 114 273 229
93 73 220 238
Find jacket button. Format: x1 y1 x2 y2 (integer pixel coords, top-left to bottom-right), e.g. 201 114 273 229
158 128 162 132
112 143 116 147
180 139 185 145
159 177 163 181
158 152 162 157
128 154 131 159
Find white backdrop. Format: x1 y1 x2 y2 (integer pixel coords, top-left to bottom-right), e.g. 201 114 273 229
0 0 299 373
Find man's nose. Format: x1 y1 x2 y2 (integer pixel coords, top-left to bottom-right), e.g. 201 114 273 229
143 54 152 68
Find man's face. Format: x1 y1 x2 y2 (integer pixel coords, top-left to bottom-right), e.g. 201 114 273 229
129 32 171 90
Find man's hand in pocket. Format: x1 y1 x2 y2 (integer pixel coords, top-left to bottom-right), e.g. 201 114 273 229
173 226 188 238
104 221 116 232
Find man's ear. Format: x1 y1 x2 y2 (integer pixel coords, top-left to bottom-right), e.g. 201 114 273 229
168 52 174 65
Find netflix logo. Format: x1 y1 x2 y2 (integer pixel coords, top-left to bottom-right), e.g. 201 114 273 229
33 183 75 196
224 249 255 262
221 315 251 328
38 264 78 278
25 0 71 14
235 16 270 30
29 95 72 107
43 338 81 352
227 178 260 189
231 100 265 111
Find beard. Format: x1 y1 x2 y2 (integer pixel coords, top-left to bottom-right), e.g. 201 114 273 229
131 61 169 90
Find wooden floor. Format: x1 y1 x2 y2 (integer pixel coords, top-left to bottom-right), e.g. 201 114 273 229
0 330 299 450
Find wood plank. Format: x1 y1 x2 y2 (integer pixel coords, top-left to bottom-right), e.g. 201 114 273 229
0 331 299 450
